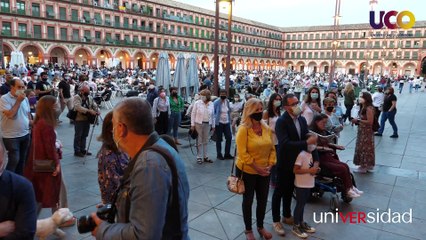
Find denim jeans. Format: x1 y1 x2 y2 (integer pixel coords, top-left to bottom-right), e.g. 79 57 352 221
74 120 91 153
236 167 270 230
168 111 181 138
293 187 311 225
215 123 232 157
378 109 398 135
399 83 404 94
4 134 31 175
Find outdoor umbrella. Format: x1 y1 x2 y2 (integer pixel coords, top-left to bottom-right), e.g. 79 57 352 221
156 52 171 90
186 53 199 98
172 53 187 99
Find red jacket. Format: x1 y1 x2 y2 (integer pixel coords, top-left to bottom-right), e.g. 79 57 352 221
24 119 61 208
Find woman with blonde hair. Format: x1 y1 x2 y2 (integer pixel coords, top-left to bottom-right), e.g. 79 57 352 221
343 82 356 123
235 98 276 240
191 89 215 164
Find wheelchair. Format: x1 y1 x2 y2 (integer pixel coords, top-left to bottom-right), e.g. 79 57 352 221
311 167 357 211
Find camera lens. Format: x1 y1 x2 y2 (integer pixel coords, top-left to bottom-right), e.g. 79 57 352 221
77 215 96 234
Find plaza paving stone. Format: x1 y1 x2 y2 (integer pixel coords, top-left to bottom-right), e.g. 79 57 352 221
37 86 426 239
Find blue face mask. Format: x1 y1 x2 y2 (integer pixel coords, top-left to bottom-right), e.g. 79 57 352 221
29 96 37 105
310 93 319 100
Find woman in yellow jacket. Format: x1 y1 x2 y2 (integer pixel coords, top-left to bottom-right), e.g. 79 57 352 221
236 98 276 240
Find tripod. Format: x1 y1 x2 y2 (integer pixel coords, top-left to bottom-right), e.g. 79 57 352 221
83 114 104 165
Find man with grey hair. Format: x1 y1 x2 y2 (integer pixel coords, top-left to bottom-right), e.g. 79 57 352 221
0 79 32 174
90 97 190 240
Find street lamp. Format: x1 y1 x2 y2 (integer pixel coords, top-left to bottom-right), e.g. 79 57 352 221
213 0 233 96
363 0 378 82
329 0 342 88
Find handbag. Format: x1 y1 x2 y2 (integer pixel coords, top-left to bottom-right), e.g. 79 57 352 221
66 108 77 121
32 134 56 173
188 128 198 139
210 130 218 142
33 159 56 173
227 146 245 194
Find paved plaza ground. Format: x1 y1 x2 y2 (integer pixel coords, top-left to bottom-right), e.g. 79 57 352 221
38 86 426 240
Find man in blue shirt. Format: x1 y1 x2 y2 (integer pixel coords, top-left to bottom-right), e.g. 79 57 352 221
213 89 233 160
0 79 32 175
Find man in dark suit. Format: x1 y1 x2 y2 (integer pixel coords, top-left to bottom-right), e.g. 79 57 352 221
271 93 319 235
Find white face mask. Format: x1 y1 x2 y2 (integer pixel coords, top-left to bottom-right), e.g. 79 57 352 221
291 105 302 116
201 96 207 102
15 89 25 96
307 144 317 152
112 127 121 150
273 100 281 107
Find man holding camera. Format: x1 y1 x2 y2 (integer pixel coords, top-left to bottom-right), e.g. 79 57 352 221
73 85 98 157
89 98 190 240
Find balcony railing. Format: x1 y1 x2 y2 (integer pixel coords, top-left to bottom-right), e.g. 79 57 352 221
1 2 284 44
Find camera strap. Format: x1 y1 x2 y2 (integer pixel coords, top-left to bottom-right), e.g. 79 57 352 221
145 145 182 239
110 133 182 238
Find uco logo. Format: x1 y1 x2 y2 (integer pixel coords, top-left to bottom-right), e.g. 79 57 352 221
370 10 416 29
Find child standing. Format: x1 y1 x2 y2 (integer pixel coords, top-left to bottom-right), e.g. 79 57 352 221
292 143 320 239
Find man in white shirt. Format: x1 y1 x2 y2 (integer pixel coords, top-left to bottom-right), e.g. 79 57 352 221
372 86 385 121
0 79 32 175
213 89 233 160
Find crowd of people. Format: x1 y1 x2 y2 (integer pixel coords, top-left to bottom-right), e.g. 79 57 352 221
0 61 423 239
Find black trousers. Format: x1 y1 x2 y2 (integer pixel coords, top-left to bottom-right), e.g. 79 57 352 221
74 120 90 153
374 106 381 124
344 103 354 121
272 168 295 222
236 167 270 231
155 111 169 135
215 123 232 157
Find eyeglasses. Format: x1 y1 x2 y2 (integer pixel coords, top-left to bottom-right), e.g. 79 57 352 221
287 101 299 107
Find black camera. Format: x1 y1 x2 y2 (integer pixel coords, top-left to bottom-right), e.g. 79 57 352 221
77 204 115 234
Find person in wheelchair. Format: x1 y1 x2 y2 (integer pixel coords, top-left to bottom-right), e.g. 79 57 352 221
310 114 363 199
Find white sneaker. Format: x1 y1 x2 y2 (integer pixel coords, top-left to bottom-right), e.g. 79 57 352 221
352 186 364 195
347 189 361 198
273 222 286 236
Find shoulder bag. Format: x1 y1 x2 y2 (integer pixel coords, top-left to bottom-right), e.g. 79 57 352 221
226 127 247 194
227 151 245 194
66 108 77 121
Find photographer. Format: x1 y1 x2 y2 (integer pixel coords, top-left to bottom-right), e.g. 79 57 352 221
73 85 99 157
89 98 190 240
